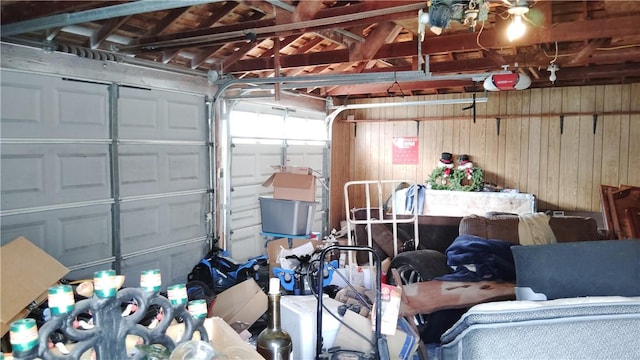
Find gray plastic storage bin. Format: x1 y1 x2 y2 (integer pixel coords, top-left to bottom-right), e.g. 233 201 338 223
259 196 317 235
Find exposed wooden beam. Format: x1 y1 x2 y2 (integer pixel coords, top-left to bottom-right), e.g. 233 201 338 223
190 44 224 69
325 79 477 96
567 38 609 66
350 22 403 62
325 63 640 96
90 16 130 49
122 2 423 51
145 8 188 37
224 15 640 73
292 0 324 22
191 8 266 70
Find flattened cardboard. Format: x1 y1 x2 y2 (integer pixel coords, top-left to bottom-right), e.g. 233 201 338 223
1 236 69 335
209 278 267 328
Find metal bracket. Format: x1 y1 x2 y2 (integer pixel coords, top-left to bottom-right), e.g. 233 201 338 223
560 115 564 134
496 117 501 136
462 92 477 123
593 114 598 134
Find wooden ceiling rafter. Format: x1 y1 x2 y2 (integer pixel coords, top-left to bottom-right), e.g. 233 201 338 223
121 2 423 52
1 1 639 98
191 6 265 69
90 15 131 49
146 8 190 37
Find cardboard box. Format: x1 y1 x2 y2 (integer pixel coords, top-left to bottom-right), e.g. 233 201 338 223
332 310 419 360
266 237 322 275
270 165 312 175
262 166 316 202
209 278 267 328
1 236 69 335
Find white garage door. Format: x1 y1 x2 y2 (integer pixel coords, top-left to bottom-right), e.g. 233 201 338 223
224 104 328 261
1 70 211 288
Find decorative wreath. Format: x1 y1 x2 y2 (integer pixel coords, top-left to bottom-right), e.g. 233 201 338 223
427 166 484 191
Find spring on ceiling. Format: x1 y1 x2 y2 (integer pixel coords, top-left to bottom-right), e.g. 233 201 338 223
57 44 120 62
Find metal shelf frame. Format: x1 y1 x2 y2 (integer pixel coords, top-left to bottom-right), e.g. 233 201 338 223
343 180 420 266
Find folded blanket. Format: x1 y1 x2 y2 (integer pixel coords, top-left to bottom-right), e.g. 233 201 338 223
518 213 556 245
436 235 516 282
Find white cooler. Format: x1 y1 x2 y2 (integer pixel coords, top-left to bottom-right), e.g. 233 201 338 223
280 294 344 360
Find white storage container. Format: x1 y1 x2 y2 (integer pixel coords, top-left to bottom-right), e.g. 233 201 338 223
280 295 344 360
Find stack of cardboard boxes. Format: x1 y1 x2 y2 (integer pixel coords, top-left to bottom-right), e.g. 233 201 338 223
260 165 318 236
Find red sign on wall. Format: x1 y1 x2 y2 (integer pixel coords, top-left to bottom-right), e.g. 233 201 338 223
392 137 419 164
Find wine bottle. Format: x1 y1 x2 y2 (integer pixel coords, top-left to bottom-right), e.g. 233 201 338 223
256 278 292 360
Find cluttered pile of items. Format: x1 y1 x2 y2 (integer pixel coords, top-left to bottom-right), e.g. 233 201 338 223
0 167 421 359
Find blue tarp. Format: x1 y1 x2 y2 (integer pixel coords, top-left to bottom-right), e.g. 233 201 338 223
436 235 516 282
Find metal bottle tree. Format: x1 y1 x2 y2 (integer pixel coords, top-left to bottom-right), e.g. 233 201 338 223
13 282 208 360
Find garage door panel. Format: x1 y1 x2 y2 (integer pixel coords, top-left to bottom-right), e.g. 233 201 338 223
231 183 265 211
285 145 324 174
1 72 109 139
230 153 260 186
58 207 112 266
228 138 327 260
231 144 282 187
120 193 206 254
0 204 112 268
228 226 264 262
118 88 205 141
0 218 47 249
121 240 207 288
119 145 206 197
1 144 111 209
230 200 261 230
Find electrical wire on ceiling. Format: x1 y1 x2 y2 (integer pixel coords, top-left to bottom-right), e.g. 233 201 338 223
549 41 558 64
542 42 640 59
476 20 489 51
596 44 640 51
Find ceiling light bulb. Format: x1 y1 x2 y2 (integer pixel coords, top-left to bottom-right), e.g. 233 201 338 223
419 10 430 24
547 63 559 83
507 15 526 42
418 9 429 41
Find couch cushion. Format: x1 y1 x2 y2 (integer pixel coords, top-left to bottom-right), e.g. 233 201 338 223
548 216 600 242
459 214 520 244
459 213 601 244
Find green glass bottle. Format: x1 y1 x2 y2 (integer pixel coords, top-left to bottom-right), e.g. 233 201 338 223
256 278 292 360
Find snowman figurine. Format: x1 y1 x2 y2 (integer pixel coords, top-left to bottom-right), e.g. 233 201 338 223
437 152 454 183
457 154 474 179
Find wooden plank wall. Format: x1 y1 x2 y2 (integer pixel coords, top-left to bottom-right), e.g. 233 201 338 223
329 84 640 229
